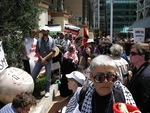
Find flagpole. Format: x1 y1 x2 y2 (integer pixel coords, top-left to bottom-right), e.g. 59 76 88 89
110 0 114 42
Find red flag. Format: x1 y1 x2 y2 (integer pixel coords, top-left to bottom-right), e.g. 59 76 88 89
83 28 89 39
82 28 89 47
82 38 88 47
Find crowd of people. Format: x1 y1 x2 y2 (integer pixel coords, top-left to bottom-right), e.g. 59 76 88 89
17 25 150 113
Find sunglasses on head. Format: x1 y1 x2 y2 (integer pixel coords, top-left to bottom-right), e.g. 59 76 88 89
130 51 138 56
93 72 117 83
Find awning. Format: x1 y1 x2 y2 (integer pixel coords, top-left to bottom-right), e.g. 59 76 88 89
128 17 150 31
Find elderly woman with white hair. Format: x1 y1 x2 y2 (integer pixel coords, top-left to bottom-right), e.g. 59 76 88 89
65 55 136 113
110 44 129 85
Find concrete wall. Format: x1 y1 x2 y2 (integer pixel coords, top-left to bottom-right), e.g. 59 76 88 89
64 0 82 17
39 9 49 28
51 12 69 32
39 1 49 28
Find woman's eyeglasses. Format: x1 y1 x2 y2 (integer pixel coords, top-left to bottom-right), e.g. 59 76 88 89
130 51 138 56
93 72 117 83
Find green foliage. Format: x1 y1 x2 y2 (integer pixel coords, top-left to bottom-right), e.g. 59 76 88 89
0 0 42 36
0 0 43 67
33 74 46 97
1 34 23 68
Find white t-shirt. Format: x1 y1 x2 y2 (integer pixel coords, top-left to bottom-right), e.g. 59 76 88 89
22 37 37 60
113 57 129 84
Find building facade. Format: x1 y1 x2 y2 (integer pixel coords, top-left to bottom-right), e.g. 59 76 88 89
106 0 137 37
92 0 136 38
129 0 150 39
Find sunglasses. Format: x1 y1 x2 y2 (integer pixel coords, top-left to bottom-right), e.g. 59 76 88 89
93 72 117 83
130 51 138 56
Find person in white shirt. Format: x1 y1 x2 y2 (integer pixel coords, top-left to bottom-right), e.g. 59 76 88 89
20 29 37 74
110 44 129 85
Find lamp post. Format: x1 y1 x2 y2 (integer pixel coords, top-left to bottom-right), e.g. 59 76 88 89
110 0 114 42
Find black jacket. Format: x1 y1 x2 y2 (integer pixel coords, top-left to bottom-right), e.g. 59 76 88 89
127 62 150 113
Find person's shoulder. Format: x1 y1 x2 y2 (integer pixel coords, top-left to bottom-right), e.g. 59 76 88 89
0 103 15 113
33 37 37 41
113 88 125 102
114 57 128 65
142 64 150 77
22 37 28 43
120 57 128 64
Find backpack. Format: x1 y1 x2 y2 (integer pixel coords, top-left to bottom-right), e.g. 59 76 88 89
78 86 88 111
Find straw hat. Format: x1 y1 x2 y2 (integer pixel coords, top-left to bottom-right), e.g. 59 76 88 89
53 46 60 57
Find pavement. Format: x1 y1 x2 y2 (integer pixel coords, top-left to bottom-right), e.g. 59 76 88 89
29 83 63 113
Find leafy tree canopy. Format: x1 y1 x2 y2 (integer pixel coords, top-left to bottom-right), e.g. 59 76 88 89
0 0 43 67
0 0 42 36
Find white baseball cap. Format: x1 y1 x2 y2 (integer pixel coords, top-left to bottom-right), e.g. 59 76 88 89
66 71 86 85
41 26 50 31
87 38 94 43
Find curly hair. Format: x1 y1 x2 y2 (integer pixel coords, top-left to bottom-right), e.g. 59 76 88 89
12 92 36 109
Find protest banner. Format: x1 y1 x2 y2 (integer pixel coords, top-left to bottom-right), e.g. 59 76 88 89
0 41 8 73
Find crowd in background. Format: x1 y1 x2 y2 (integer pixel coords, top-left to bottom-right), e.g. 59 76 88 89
19 27 150 113
50 30 150 113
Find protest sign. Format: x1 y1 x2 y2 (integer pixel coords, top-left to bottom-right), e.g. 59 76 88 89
133 28 145 43
0 41 8 73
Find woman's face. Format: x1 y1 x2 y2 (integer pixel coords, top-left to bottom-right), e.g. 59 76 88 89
90 65 116 96
67 78 78 91
85 47 91 55
68 45 75 52
99 38 105 45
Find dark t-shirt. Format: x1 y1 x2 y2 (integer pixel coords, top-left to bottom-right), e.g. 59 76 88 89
92 88 125 113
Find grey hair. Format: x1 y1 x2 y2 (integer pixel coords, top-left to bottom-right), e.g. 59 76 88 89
89 55 117 73
110 44 123 57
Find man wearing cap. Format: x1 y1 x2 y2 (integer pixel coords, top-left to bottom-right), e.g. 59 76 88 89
31 26 56 97
55 32 66 53
64 33 71 52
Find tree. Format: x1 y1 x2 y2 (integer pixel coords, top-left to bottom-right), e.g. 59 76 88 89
0 0 43 67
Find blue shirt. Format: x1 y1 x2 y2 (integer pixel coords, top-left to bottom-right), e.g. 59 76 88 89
0 103 18 113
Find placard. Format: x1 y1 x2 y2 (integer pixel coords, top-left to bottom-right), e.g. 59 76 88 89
0 41 8 73
133 28 145 43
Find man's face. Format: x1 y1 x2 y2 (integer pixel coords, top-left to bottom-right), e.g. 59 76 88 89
65 34 69 39
90 65 115 96
60 33 64 38
30 31 36 38
42 30 49 36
